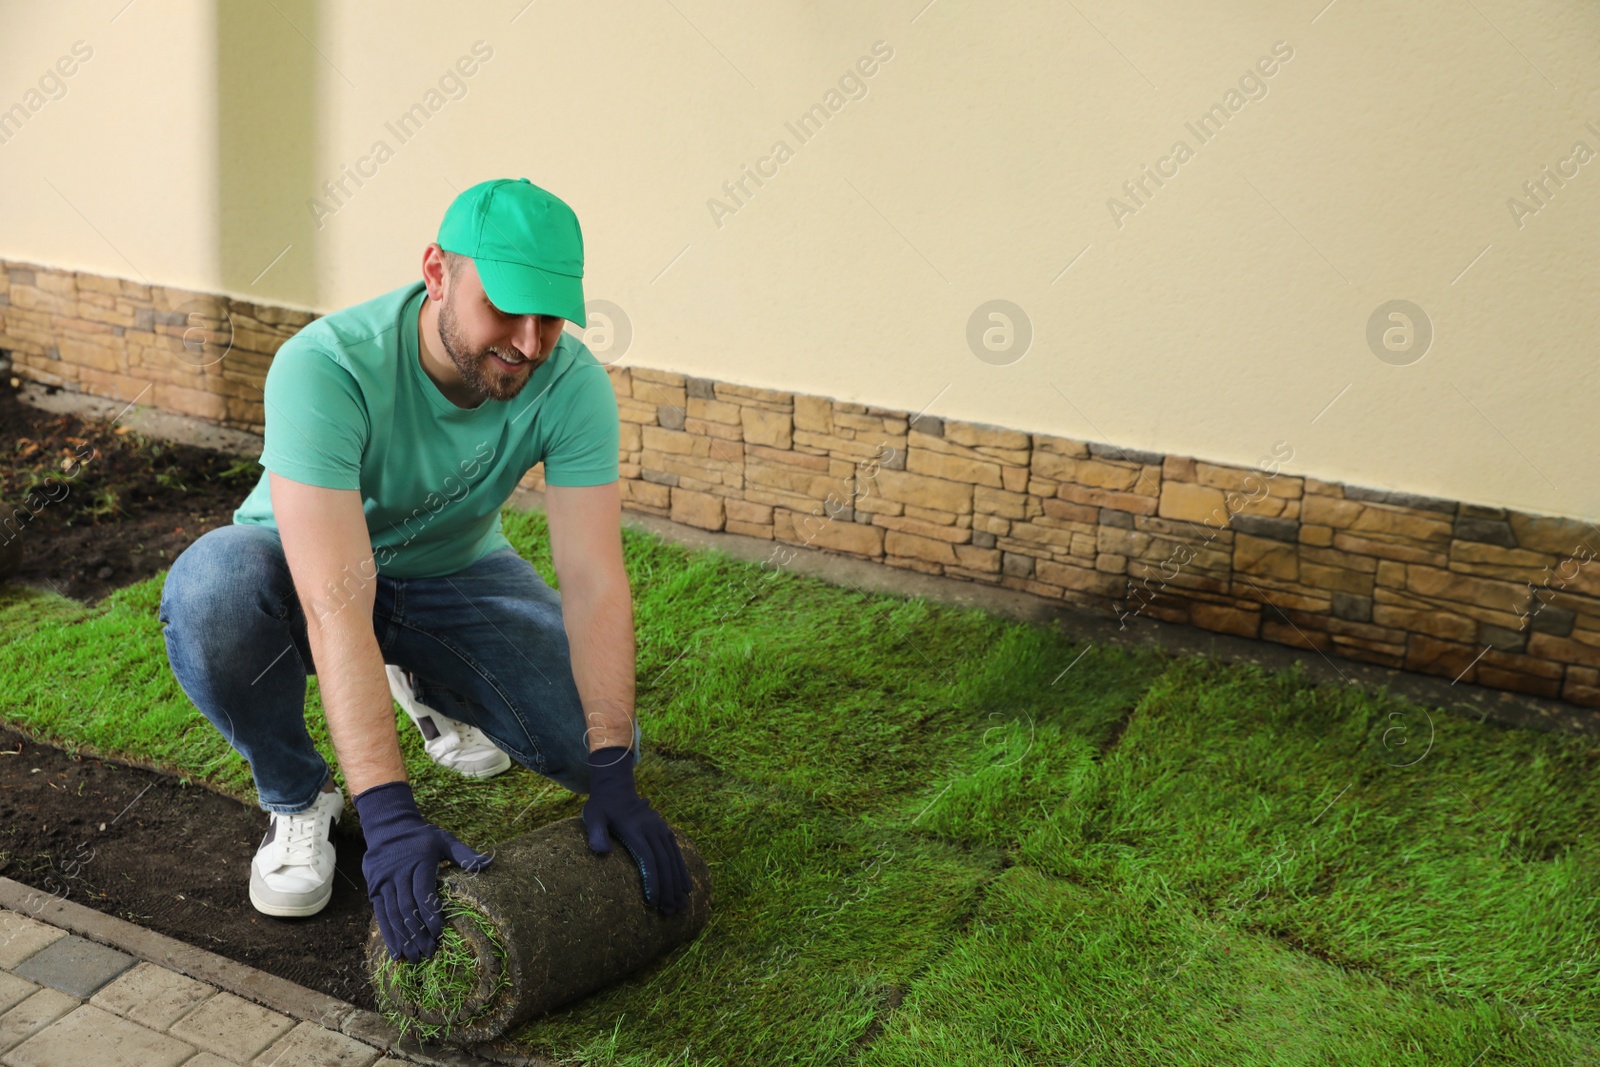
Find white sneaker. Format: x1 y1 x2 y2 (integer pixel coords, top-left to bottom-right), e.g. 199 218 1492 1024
249 779 343 918
385 664 513 780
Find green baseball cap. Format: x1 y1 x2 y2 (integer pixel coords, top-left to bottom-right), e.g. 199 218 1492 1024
436 178 587 328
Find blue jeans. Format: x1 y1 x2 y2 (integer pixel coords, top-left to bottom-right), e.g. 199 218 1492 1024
157 523 640 815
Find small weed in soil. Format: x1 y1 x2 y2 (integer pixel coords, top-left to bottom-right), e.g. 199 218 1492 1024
0 375 263 604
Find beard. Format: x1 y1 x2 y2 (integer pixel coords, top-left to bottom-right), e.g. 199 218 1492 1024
436 290 543 403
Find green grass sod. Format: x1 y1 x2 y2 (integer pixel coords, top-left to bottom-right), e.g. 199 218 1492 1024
0 505 1595 1065
369 893 513 1045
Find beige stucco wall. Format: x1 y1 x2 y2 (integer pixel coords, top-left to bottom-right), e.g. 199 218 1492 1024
1 0 1596 520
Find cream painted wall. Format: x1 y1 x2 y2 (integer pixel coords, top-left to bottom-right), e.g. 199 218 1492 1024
1 0 1597 520
0 0 218 286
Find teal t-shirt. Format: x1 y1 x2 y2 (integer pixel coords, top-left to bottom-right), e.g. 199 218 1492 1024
231 279 620 579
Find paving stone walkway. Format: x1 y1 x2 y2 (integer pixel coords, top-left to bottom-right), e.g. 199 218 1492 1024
0 906 401 1067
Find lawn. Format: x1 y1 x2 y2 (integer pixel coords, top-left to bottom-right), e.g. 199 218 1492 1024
0 505 1597 1066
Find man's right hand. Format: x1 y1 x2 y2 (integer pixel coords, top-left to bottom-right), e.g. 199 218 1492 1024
272 473 483 961
352 780 494 963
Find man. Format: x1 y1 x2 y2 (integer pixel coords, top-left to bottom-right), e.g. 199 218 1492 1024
158 178 690 964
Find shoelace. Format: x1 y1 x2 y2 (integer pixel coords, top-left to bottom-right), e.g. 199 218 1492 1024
275 809 327 868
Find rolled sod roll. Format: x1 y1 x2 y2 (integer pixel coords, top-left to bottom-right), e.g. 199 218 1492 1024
365 815 711 1044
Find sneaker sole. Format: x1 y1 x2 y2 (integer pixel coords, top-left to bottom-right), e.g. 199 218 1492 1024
249 875 334 918
448 750 514 779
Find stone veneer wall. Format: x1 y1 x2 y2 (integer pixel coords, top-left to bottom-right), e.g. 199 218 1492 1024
4 260 1599 709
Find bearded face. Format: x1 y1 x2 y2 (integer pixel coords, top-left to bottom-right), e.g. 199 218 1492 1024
434 257 565 403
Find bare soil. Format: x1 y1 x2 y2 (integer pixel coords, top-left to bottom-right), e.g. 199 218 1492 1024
0 377 380 1008
0 375 261 605
0 724 379 1009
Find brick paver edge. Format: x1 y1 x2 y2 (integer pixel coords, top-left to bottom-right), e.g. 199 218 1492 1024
0 877 547 1067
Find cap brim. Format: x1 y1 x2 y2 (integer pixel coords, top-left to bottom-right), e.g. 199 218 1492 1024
474 257 587 328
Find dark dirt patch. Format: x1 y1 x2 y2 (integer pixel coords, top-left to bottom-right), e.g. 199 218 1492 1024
1099 706 1137 755
0 724 379 1011
0 378 385 1002
0 375 261 605
849 985 904 1055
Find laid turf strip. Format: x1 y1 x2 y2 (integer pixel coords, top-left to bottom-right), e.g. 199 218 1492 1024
0 505 1596 1065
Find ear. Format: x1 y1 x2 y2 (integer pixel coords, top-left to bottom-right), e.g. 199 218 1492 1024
422 244 449 302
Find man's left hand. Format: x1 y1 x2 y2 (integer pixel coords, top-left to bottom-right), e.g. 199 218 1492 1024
581 746 690 914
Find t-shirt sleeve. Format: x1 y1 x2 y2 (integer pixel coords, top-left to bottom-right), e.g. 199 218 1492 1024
541 361 621 487
258 340 368 491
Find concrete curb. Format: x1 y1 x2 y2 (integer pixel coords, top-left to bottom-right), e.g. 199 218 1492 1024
0 877 551 1066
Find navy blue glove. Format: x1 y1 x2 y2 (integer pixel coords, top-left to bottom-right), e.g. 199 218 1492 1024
582 746 690 915
353 780 493 963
